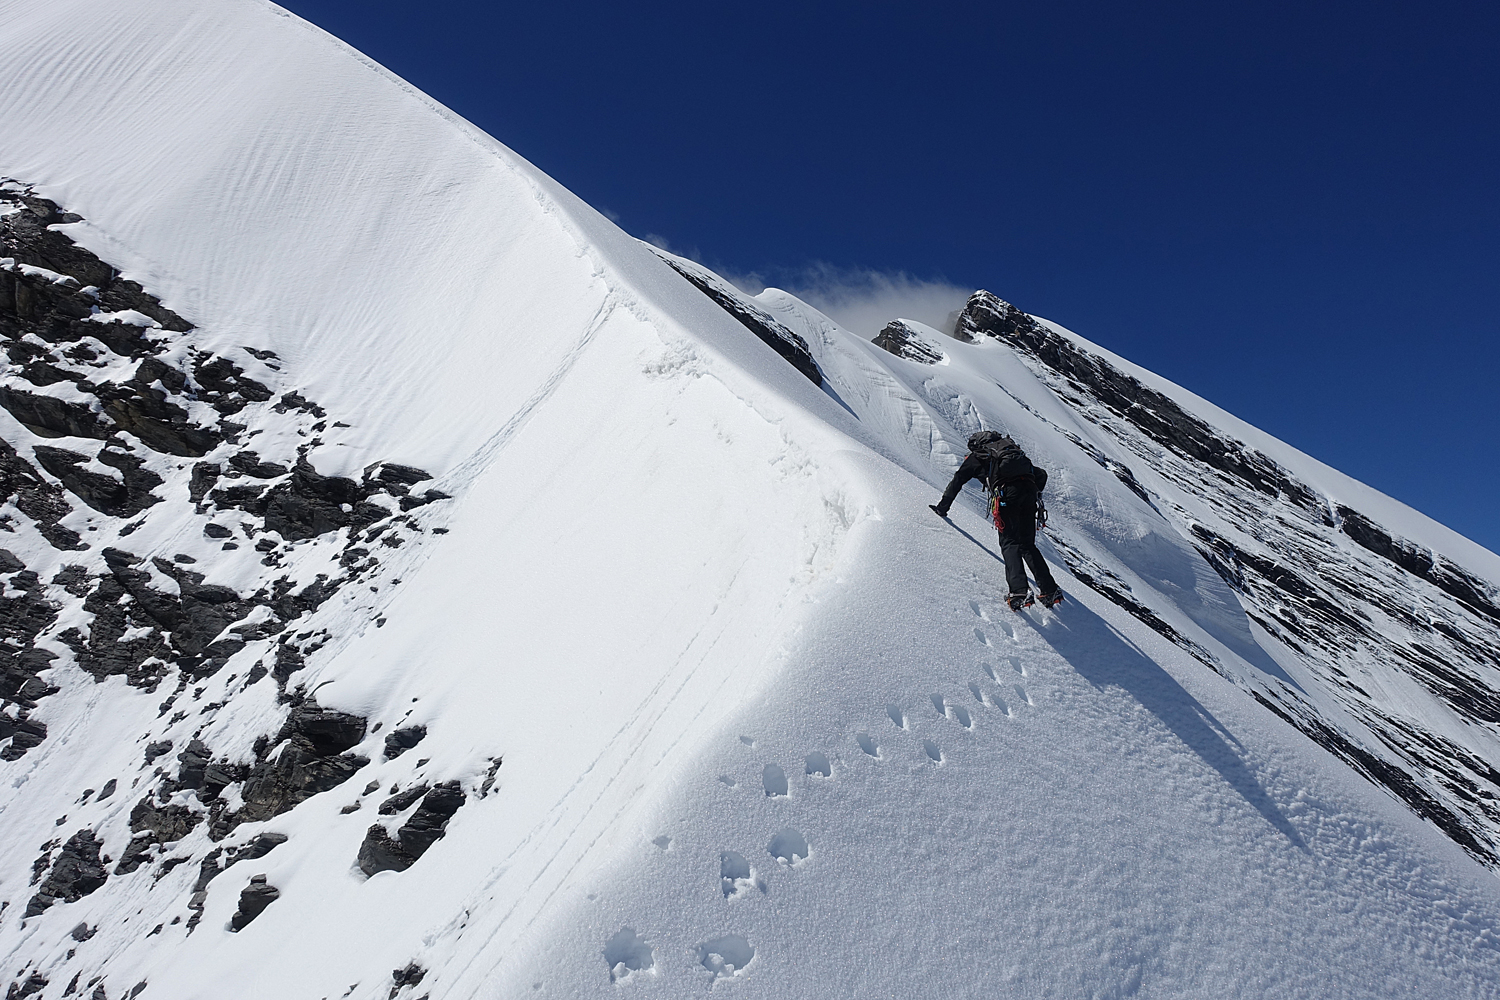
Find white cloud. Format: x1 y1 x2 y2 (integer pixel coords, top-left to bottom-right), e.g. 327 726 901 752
728 264 974 338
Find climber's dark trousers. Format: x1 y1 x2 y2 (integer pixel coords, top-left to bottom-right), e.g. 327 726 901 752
998 509 1058 596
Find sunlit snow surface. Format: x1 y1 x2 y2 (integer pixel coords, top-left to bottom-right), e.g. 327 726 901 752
1 1 1499 998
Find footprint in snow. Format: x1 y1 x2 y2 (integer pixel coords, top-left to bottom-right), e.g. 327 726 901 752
974 627 990 646
923 739 944 764
886 704 907 730
762 763 789 797
969 599 989 621
697 934 755 980
856 732 879 758
804 752 831 778
1015 684 1033 707
603 927 655 984
768 828 810 866
930 693 973 729
720 851 763 900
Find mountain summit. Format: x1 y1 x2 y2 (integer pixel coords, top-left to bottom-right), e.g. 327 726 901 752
2 1 1498 998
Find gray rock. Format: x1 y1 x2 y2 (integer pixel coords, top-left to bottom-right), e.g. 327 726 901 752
382 724 427 760
398 782 465 858
228 451 287 480
228 700 368 829
873 320 945 365
176 740 210 790
0 437 81 551
357 781 466 876
229 874 279 931
355 825 410 876
25 829 107 916
0 386 109 440
128 796 200 842
377 784 428 815
229 832 287 864
656 255 822 386
389 963 425 999
7 972 47 998
0 715 48 761
189 462 220 504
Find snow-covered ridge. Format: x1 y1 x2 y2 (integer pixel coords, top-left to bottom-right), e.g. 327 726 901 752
3 0 1500 997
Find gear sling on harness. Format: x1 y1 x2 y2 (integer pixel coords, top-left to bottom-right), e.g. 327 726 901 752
988 476 1047 532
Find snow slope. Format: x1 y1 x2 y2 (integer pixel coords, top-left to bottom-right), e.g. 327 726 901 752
0 1 1498 998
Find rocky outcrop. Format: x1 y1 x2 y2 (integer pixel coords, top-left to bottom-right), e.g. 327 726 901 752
0 183 469 988
0 437 82 550
54 547 337 688
5 972 47 999
0 715 47 761
653 252 823 387
184 833 287 932
25 829 107 916
0 186 452 758
225 701 369 831
956 290 1319 508
873 320 944 365
229 874 279 931
389 964 426 998
357 781 466 876
1335 506 1500 624
382 725 427 760
115 793 205 876
31 445 163 517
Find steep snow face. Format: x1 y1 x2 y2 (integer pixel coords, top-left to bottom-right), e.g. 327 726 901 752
941 292 1500 867
2 1 1500 999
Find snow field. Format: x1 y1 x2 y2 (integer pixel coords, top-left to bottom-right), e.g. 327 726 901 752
485 480 1500 997
2 0 1499 997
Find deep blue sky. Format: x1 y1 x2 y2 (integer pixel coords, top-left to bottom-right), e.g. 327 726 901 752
285 0 1499 554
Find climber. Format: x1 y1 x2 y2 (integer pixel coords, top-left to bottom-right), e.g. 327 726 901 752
930 431 1064 612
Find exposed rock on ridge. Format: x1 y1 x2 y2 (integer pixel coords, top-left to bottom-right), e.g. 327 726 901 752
873 320 945 365
956 288 1500 866
651 250 824 387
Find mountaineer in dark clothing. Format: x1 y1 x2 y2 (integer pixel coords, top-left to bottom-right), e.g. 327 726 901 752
930 431 1063 611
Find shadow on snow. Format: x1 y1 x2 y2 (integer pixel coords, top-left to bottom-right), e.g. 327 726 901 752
1024 600 1309 853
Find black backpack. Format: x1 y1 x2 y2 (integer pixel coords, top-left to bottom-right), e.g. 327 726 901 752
967 432 1031 489
967 432 1048 529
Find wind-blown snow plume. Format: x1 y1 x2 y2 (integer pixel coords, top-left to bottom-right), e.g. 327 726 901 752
732 263 973 338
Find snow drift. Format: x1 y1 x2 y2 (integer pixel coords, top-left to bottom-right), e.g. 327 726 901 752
1 1 1499 998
